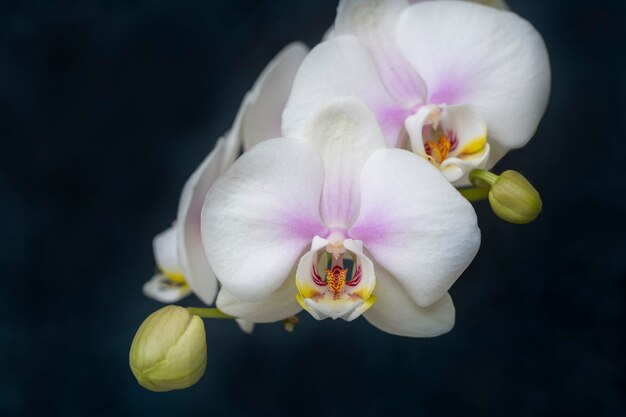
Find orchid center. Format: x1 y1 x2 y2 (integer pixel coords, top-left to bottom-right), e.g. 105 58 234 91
296 235 376 321
404 104 491 182
423 126 456 166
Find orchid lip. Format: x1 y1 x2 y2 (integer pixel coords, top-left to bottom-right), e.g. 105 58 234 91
295 236 376 321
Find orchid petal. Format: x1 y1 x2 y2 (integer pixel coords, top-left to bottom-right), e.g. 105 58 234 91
242 42 309 151
440 143 490 183
349 149 480 307
282 35 406 147
335 0 426 107
235 319 255 334
176 138 227 305
322 26 335 41
220 97 245 173
408 0 509 10
466 0 509 10
202 138 327 301
443 105 488 158
142 273 192 304
217 273 301 323
153 227 184 281
301 97 386 228
397 1 550 151
364 266 454 337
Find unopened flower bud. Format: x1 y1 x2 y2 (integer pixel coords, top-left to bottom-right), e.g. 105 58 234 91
488 170 542 224
129 305 206 392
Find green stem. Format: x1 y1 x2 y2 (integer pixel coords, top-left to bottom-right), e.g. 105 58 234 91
458 187 490 202
469 169 500 188
186 307 234 319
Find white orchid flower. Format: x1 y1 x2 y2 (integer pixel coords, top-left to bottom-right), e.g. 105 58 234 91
143 42 309 309
283 0 550 185
202 97 480 337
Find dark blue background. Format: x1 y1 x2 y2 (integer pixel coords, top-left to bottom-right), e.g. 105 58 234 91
1 0 624 416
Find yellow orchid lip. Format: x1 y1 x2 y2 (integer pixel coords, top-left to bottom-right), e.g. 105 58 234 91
457 131 487 157
161 268 187 285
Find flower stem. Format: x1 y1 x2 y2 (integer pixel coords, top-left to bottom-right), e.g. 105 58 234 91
186 307 233 319
458 187 490 202
469 169 500 188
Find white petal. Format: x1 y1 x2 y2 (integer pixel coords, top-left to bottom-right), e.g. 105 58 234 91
301 97 386 228
466 0 509 10
176 138 227 305
202 138 327 301
443 105 488 158
235 319 255 334
441 143 491 183
242 42 309 151
397 1 550 151
404 104 439 157
142 273 192 304
282 35 406 147
152 226 183 278
364 267 454 337
217 275 301 323
335 0 425 106
408 0 509 9
349 149 480 307
221 98 246 173
322 25 335 41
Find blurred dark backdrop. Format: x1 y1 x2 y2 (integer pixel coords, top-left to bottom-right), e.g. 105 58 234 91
1 0 625 416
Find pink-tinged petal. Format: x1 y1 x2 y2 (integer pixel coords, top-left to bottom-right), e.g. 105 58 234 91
397 1 550 151
202 138 327 301
176 138 228 305
300 98 386 228
217 273 301 323
242 42 309 151
335 0 426 107
349 149 480 307
364 266 454 337
282 35 406 147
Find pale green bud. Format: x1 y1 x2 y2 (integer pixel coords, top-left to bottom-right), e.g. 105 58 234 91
488 170 542 224
129 305 206 392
